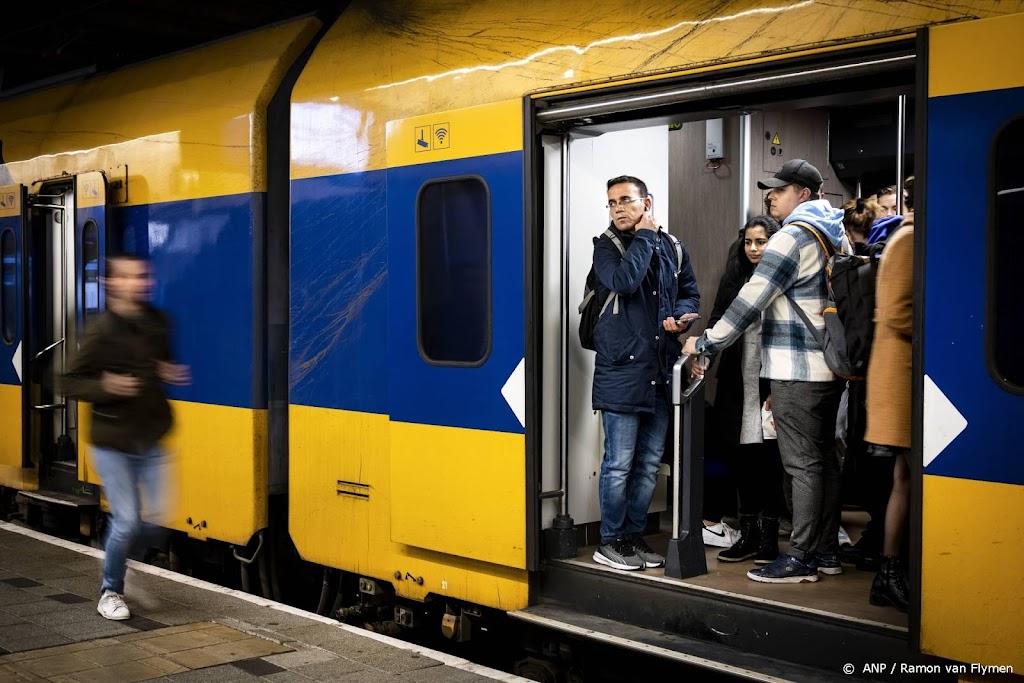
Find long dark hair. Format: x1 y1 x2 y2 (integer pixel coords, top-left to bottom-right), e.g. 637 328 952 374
729 215 781 278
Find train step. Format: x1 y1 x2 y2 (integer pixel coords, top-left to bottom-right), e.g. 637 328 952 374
16 489 98 508
509 603 850 683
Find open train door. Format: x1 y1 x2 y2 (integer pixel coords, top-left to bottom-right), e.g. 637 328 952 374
0 184 32 490
919 13 1024 671
73 171 108 486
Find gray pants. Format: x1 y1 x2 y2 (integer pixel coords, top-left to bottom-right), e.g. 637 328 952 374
771 379 845 562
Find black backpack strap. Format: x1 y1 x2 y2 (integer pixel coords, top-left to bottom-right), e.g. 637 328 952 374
785 292 826 348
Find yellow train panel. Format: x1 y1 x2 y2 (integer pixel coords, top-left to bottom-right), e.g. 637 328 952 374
385 99 522 167
390 421 526 570
0 18 319 206
929 12 1024 98
289 405 528 610
291 0 1024 178
921 475 1023 670
0 383 33 490
82 402 268 546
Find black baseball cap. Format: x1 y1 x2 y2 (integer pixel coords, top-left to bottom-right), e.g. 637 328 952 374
757 159 823 193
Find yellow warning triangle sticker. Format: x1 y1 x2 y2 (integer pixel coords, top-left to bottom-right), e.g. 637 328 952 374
772 132 781 145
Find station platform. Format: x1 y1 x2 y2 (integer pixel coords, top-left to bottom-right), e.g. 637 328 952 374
0 522 526 683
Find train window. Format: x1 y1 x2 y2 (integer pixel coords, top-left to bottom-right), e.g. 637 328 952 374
416 176 491 366
1 229 15 344
991 117 1024 392
82 221 100 324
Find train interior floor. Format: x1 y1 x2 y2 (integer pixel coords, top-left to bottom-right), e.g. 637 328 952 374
0 523 520 683
565 510 907 630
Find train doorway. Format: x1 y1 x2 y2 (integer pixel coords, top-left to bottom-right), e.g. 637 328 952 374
19 171 108 512
526 38 922 674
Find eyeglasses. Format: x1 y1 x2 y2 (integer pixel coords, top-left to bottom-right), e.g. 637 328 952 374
605 196 644 209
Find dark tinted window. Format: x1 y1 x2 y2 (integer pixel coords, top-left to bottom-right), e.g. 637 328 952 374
1 229 16 344
991 117 1024 391
417 177 490 365
82 221 100 324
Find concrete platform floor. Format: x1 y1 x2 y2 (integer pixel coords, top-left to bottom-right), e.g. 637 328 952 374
0 522 527 683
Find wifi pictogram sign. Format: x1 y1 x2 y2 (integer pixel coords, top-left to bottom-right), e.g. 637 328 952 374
432 122 450 149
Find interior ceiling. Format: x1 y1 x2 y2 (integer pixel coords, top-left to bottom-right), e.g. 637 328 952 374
0 0 339 96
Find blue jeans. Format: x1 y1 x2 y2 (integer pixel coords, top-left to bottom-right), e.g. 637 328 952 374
599 390 670 544
90 445 167 595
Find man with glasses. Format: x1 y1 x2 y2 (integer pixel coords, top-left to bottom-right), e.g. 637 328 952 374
684 159 849 584
590 175 700 571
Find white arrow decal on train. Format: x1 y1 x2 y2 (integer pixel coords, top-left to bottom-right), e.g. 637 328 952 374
12 341 21 383
501 357 526 429
923 374 968 468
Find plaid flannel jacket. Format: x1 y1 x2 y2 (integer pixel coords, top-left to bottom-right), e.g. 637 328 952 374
695 223 842 382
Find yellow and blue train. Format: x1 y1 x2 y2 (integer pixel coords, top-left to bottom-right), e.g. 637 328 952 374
1 2 1021 679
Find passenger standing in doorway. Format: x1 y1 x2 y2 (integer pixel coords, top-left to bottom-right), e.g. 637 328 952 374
591 175 700 571
864 176 915 612
708 216 788 566
685 159 848 584
62 254 190 620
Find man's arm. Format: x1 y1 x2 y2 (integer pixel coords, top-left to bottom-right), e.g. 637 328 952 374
61 324 116 402
693 231 801 356
594 229 657 296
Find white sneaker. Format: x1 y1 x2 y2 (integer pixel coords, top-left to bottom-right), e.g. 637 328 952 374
838 526 851 546
702 521 740 548
97 590 131 620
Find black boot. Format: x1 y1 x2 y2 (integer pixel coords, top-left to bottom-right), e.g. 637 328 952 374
869 556 910 612
718 515 760 562
754 516 780 565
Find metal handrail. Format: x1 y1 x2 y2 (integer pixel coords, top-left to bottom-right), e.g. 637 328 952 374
33 338 64 363
670 354 704 538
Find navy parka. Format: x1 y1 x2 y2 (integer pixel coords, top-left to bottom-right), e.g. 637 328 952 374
591 225 700 413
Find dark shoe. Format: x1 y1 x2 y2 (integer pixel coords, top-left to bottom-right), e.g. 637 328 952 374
718 515 760 563
869 556 910 612
747 554 819 584
810 553 844 575
593 537 644 571
754 516 780 565
856 548 883 572
628 534 665 568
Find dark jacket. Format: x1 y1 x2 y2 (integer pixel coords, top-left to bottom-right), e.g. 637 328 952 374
62 305 175 454
707 254 770 445
592 225 700 413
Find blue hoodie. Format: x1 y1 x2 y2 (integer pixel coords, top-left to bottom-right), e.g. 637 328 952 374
867 214 904 245
783 199 849 251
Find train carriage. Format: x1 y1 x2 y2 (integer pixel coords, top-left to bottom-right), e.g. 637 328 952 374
1 1 1022 679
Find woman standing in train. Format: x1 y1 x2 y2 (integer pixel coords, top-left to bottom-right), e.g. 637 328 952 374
705 215 788 565
864 177 916 612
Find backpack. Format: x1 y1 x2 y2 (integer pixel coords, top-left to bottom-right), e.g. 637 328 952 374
578 228 682 351
787 222 885 380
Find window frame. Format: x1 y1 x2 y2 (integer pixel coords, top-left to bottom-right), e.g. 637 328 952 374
81 218 100 326
414 174 493 368
0 227 17 345
986 114 1024 395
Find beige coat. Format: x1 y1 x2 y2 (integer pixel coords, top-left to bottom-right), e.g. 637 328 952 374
865 216 914 449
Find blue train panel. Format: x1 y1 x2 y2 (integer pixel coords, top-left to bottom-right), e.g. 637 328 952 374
924 86 1024 487
289 171 389 415
386 151 524 435
0 210 21 387
115 193 264 410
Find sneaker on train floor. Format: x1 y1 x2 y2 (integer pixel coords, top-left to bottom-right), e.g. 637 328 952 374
97 590 131 620
593 537 644 571
810 553 844 575
747 554 819 584
628 534 665 568
702 521 741 548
